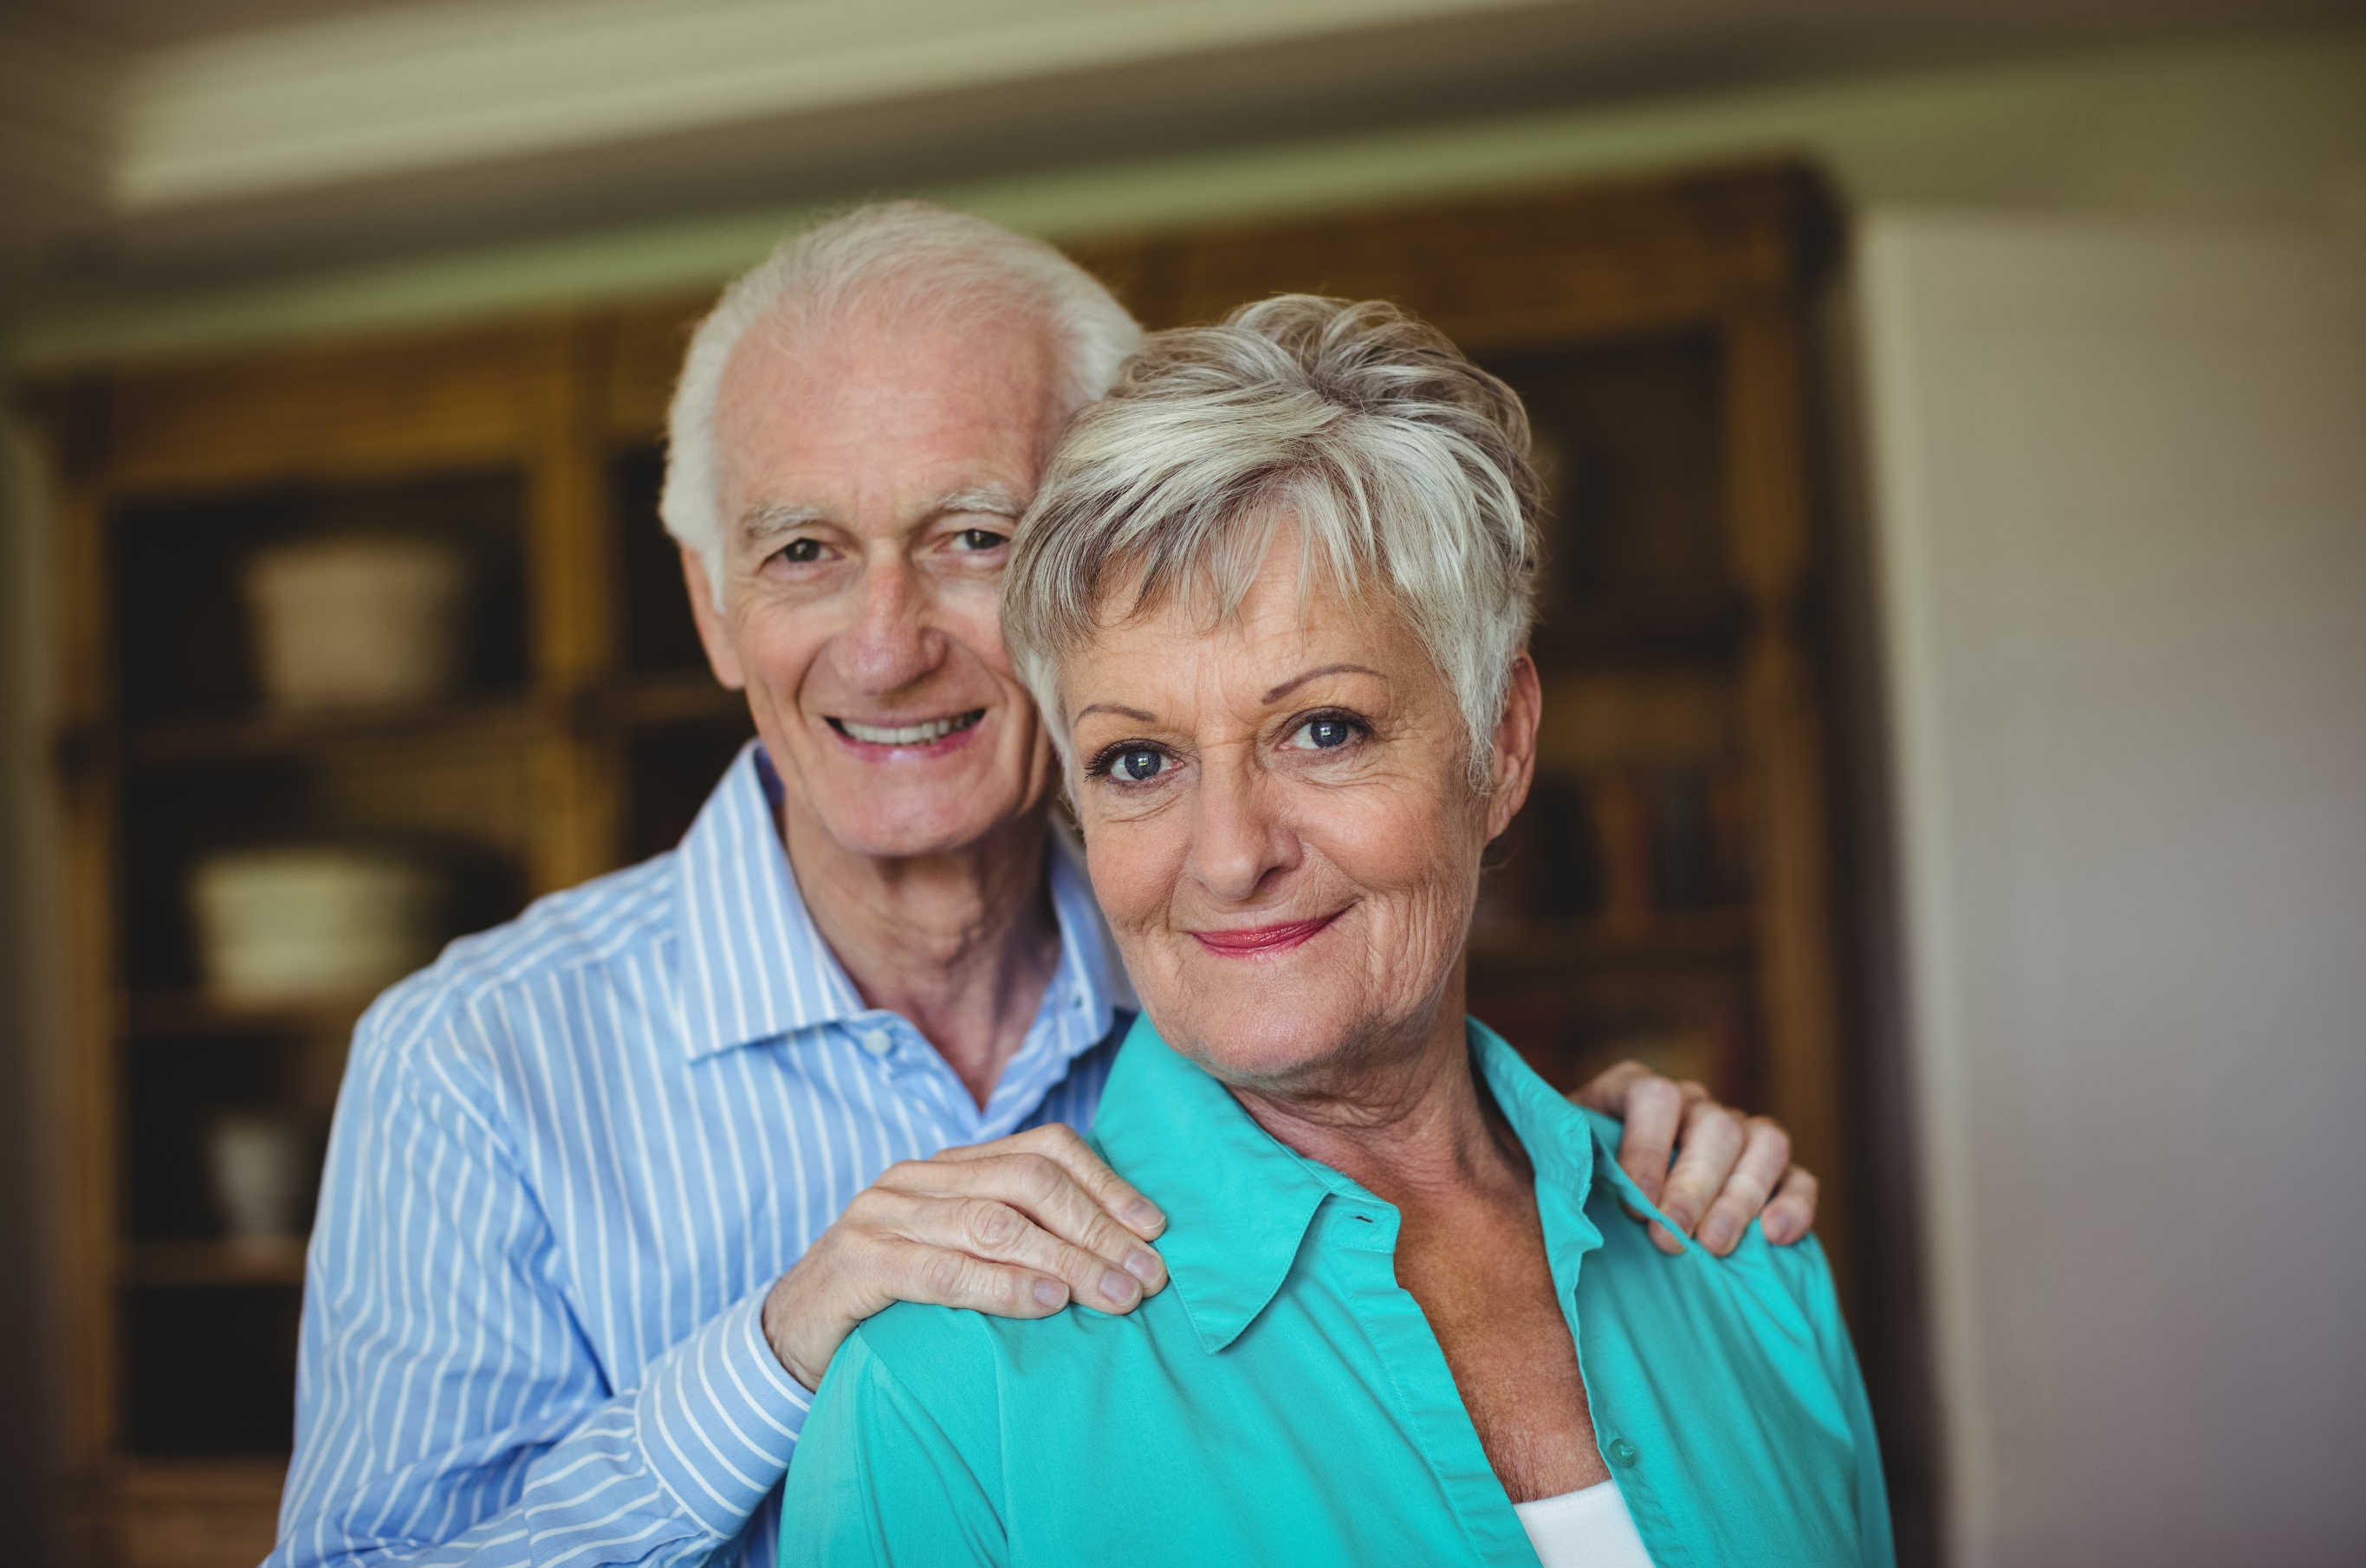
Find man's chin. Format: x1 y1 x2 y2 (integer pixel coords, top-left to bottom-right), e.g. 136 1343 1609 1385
802 791 1043 864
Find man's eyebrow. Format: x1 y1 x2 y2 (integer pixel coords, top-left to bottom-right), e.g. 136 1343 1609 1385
738 502 827 544
1262 664 1384 703
1071 702 1158 726
933 484 1026 519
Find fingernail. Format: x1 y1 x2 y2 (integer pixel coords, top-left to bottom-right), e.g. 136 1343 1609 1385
1099 1270 1141 1307
1765 1218 1795 1245
1702 1217 1736 1253
1125 1198 1165 1231
1123 1247 1163 1286
1650 1222 1682 1255
1032 1279 1067 1310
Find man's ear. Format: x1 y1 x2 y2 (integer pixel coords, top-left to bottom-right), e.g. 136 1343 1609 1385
680 547 747 691
1484 652 1542 839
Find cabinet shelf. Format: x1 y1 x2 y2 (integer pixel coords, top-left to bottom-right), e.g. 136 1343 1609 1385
605 671 743 728
1468 911 1752 971
122 1238 308 1289
126 989 373 1041
122 694 544 767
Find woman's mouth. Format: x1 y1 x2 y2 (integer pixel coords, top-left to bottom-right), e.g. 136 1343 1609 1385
826 708 986 749
1190 911 1343 956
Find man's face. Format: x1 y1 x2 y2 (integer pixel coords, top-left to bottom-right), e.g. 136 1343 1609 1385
686 305 1066 861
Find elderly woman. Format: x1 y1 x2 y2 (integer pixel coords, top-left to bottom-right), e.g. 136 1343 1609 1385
779 297 1892 1568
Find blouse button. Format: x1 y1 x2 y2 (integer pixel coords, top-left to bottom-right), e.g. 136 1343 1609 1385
1607 1437 1640 1468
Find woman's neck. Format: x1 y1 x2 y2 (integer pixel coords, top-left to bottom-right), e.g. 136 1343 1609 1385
1229 982 1528 1211
777 803 1062 1109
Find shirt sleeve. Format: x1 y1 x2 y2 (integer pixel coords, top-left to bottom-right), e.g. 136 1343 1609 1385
775 1324 1007 1568
1776 1234 1898 1568
269 982 812 1568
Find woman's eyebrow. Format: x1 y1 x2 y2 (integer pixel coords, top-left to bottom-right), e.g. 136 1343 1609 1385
1072 702 1158 726
1261 664 1384 703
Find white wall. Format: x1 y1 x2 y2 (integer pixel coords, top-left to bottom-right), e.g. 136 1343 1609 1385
1856 214 2366 1566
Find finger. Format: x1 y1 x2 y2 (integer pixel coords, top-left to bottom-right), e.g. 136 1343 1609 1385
887 1236 1073 1320
1608 1076 1686 1208
941 1124 1167 1240
1566 1059 1655 1115
1695 1117 1792 1255
1760 1166 1820 1247
911 1196 1148 1312
1652 1101 1746 1248
929 1153 1166 1292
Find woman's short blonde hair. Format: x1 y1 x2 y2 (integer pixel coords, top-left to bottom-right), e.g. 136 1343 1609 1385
1003 294 1540 787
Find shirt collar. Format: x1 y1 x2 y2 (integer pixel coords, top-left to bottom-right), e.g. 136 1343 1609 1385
671 742 1135 1064
1090 1012 1608 1353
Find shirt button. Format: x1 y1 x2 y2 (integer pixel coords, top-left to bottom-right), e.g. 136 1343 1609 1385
859 1029 891 1059
1607 1437 1640 1468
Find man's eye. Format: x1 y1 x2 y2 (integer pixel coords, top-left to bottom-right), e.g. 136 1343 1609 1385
954 527 1008 551
1288 716 1360 750
1111 748 1164 782
775 538 823 565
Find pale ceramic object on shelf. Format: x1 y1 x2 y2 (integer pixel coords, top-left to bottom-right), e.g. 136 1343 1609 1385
242 532 471 710
205 1111 315 1242
189 846 449 1005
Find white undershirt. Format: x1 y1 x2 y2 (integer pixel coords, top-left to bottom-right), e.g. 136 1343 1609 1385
1510 1480 1656 1568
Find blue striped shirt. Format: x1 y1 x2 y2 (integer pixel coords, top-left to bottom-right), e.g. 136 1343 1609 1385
271 742 1131 1567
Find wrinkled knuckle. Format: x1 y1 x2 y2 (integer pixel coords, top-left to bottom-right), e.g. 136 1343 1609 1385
961 1199 1027 1252
1751 1120 1793 1163
917 1249 969 1301
1013 1153 1066 1202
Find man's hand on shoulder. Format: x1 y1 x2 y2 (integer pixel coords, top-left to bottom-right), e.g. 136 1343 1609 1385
761 1123 1170 1390
1569 1062 1819 1258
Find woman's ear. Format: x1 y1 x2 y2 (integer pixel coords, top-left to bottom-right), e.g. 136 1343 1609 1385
1485 653 1542 839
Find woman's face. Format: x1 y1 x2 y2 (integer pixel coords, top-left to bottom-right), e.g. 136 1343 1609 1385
1063 522 1539 1091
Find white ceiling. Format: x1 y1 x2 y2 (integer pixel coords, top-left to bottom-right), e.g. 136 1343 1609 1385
0 0 2346 285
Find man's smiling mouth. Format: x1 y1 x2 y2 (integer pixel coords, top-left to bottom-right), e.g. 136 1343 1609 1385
826 709 987 746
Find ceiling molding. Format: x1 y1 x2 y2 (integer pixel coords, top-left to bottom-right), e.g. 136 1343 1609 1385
113 0 1554 208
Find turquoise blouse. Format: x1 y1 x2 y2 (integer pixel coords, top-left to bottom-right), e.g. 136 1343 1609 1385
780 1014 1894 1567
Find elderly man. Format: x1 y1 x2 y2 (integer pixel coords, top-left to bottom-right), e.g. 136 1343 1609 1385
269 204 1815 1568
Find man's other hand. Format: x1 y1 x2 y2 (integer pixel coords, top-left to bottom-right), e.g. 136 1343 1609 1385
761 1123 1168 1390
1570 1062 1819 1257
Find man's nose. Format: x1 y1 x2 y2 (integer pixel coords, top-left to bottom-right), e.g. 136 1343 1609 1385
835 556 941 695
1184 756 1297 904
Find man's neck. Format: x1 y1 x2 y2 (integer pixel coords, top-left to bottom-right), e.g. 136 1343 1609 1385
777 804 1064 1110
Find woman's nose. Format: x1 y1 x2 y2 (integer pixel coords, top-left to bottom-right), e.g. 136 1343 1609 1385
836 560 940 694
1184 761 1296 904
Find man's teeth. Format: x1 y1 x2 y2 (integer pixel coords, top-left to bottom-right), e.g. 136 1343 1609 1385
835 709 984 746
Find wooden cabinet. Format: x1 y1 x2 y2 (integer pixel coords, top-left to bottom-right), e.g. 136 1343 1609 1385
23 161 1843 1564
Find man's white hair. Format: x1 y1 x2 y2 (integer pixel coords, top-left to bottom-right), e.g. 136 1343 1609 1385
1004 294 1540 789
660 201 1142 603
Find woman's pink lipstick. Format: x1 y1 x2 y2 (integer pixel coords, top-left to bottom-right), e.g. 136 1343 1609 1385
1190 912 1340 956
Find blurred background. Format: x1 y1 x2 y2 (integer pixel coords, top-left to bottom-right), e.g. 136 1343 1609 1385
2 3 2361 1565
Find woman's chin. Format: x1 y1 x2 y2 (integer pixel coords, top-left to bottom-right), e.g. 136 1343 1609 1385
1162 1006 1358 1091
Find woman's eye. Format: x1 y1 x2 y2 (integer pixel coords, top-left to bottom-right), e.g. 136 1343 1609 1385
953 527 1008 551
1111 748 1164 783
1289 716 1359 750
775 538 823 566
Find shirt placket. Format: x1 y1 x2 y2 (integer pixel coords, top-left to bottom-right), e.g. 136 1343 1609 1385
1325 1202 1541 1567
1542 1174 1684 1568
